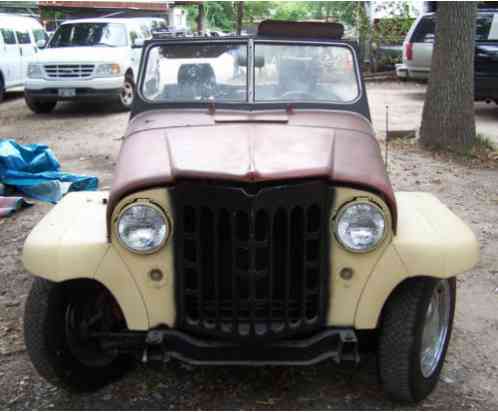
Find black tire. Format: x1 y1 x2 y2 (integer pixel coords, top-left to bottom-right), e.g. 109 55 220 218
378 277 456 403
25 94 57 114
0 74 5 103
24 278 133 392
118 75 135 111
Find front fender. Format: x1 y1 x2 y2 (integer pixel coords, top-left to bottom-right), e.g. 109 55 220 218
354 192 479 329
22 192 149 330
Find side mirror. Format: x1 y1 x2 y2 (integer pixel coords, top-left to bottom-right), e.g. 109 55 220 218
36 39 47 49
423 33 435 43
132 38 145 48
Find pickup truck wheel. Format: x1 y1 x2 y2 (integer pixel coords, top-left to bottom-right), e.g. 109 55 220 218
25 95 57 114
0 77 5 103
378 277 455 402
119 77 135 110
24 278 133 392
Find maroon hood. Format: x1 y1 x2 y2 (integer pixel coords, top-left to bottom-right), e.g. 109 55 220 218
108 110 396 230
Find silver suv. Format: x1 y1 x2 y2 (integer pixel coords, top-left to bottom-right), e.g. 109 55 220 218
396 10 498 84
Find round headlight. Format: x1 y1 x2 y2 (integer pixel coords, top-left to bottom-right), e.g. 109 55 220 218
334 202 386 252
117 204 169 253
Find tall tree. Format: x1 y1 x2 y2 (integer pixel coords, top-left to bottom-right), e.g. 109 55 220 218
196 3 205 33
420 3 477 151
235 1 244 35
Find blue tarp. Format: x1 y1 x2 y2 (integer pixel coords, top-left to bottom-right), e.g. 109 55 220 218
0 139 98 203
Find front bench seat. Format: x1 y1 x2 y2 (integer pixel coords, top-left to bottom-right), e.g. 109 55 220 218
177 63 217 100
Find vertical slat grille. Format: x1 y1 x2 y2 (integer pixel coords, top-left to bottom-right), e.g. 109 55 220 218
173 181 332 341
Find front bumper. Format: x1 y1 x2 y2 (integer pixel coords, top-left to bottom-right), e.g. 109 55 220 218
25 76 124 102
395 64 430 80
100 328 360 366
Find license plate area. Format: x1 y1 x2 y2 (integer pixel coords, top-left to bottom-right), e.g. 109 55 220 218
58 88 76 97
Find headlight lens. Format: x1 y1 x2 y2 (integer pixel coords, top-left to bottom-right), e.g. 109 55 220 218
335 202 385 252
27 63 43 79
117 204 169 253
95 63 121 77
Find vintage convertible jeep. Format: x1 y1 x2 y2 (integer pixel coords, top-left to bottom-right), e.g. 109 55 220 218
22 21 479 402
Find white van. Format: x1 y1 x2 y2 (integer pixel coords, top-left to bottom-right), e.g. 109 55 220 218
24 18 156 113
0 14 48 102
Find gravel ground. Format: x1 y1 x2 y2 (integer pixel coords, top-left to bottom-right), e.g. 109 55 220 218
0 84 497 410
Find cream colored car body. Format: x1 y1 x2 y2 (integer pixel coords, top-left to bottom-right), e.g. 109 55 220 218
22 186 479 331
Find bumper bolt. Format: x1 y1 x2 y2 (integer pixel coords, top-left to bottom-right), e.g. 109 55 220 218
340 267 354 280
149 269 164 282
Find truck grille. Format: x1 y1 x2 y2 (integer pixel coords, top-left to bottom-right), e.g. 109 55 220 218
44 64 95 79
172 181 332 341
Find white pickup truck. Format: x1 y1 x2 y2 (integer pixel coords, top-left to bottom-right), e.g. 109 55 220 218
24 18 158 113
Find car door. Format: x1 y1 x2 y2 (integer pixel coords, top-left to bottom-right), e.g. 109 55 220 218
0 25 22 87
15 27 36 82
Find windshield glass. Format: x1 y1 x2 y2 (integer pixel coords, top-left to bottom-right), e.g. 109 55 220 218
142 41 359 104
255 44 358 103
476 13 498 41
49 23 127 48
143 43 248 102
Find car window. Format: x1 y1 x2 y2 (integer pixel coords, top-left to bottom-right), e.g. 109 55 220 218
412 13 498 44
476 13 498 41
16 29 31 44
410 16 435 43
129 28 140 44
32 28 48 43
0 28 17 45
142 43 248 102
255 44 359 103
49 23 128 48
140 24 152 39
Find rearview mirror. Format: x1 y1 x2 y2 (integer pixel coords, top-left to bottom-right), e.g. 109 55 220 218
36 39 47 49
132 38 145 48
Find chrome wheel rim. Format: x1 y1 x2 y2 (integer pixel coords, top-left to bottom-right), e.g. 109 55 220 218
420 280 451 378
120 81 134 107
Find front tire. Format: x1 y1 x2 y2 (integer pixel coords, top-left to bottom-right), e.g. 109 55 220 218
25 95 57 114
24 278 133 392
119 76 135 110
378 277 456 402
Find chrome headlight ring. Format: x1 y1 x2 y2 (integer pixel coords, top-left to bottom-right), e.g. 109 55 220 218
116 201 171 254
333 200 387 253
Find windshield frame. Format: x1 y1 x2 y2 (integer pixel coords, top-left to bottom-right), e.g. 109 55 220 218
135 37 369 119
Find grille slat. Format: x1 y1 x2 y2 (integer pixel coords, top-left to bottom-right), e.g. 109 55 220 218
213 212 220 330
302 211 308 321
196 209 203 326
284 210 291 329
267 209 274 332
173 181 332 341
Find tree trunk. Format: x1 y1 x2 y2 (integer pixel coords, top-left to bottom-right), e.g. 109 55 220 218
235 2 244 36
420 2 477 151
197 3 205 33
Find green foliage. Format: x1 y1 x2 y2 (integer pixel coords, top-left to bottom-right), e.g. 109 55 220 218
185 1 359 31
184 1 414 37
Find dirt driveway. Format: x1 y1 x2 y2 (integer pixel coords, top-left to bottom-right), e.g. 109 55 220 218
0 85 497 410
368 81 498 145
